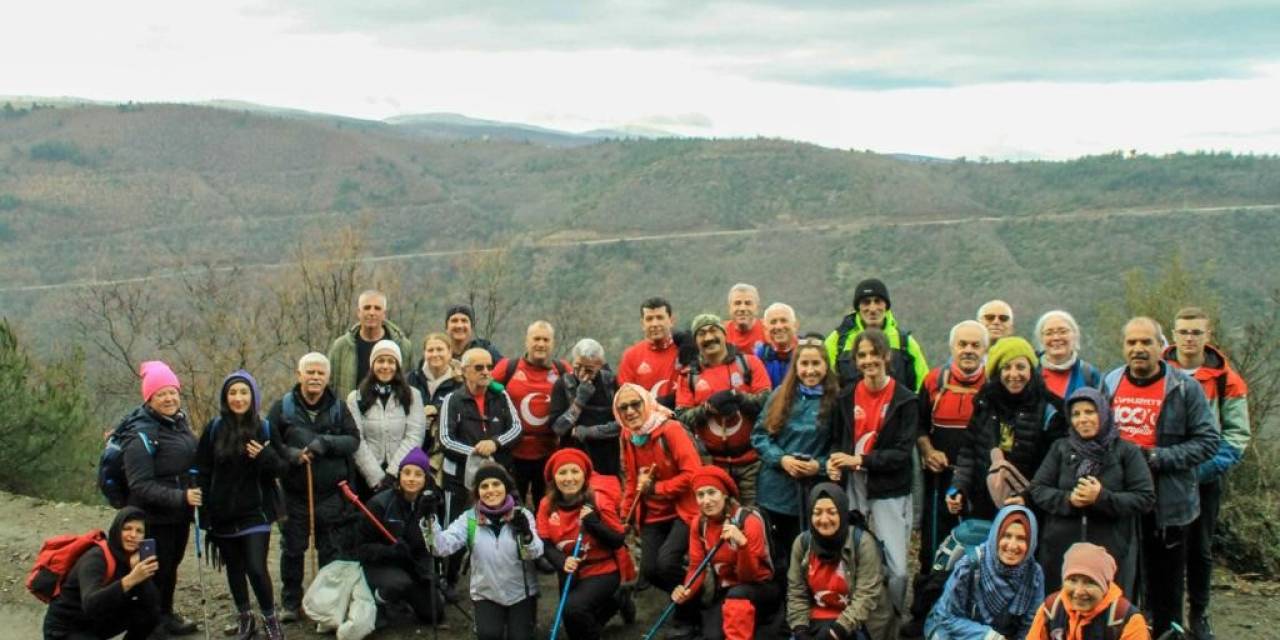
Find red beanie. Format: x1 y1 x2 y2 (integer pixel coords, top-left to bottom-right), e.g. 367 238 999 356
544 448 593 483
691 464 738 498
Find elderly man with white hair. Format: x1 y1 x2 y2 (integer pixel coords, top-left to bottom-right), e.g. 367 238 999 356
756 302 799 388
977 299 1015 343
725 282 767 355
550 338 623 478
266 352 362 622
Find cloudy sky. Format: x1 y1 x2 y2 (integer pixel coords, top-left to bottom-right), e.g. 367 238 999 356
6 0 1280 159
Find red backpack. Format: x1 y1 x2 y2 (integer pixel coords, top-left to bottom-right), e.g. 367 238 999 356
27 529 114 603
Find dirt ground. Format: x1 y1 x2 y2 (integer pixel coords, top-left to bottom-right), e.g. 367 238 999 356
3 491 1277 639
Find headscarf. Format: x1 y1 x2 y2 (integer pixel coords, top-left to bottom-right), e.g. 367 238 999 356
807 483 850 561
107 506 148 570
612 383 673 440
975 505 1044 623
1065 387 1117 480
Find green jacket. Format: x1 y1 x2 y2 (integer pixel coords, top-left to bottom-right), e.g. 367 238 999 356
327 321 413 399
823 310 929 392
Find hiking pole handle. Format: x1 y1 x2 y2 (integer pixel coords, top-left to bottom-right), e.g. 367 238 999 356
641 538 728 640
1155 622 1185 640
549 531 585 640
338 481 397 544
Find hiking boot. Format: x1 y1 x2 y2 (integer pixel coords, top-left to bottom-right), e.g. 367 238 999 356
233 611 257 640
442 581 460 604
277 608 301 624
164 613 199 636
261 614 285 640
1190 614 1214 640
223 618 240 637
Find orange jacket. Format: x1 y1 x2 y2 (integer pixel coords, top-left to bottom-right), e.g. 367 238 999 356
1025 583 1149 640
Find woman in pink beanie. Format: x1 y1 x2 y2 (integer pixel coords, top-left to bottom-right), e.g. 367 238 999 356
116 360 203 636
1026 542 1150 640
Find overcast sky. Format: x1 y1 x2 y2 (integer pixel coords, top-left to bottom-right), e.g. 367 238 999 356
6 0 1280 159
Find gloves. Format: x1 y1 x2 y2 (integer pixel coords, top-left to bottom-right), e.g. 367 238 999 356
383 539 411 561
826 622 851 640
707 390 740 415
510 510 533 544
674 330 698 367
574 379 596 405
307 437 329 457
791 626 814 640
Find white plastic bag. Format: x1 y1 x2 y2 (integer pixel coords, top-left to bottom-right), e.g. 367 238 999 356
302 560 376 640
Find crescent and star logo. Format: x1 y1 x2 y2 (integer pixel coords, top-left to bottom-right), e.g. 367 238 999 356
708 414 744 438
520 392 550 426
649 380 669 398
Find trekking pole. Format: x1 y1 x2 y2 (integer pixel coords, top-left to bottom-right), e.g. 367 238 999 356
623 464 655 530
1155 622 1185 640
305 460 318 586
641 538 727 640
188 469 212 640
338 481 397 543
549 532 585 640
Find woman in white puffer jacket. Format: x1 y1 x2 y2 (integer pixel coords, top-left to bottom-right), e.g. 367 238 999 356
348 340 427 494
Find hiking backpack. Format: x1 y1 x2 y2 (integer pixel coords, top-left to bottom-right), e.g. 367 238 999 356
27 529 113 603
97 419 156 508
1040 590 1136 640
685 352 753 395
909 518 993 624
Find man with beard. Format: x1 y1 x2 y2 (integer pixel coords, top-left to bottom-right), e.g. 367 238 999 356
756 302 799 388
725 283 767 355
675 314 772 504
1103 317 1217 638
617 297 683 407
491 320 569 505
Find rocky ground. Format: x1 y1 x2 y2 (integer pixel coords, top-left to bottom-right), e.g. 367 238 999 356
2 491 1276 638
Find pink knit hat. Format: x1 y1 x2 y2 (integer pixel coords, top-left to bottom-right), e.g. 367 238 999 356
1061 542 1117 591
139 360 181 402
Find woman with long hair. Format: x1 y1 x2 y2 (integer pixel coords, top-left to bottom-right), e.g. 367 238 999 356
194 370 287 639
752 335 838 555
536 448 628 639
348 340 427 494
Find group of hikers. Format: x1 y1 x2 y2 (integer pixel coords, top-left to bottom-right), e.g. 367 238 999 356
41 278 1250 640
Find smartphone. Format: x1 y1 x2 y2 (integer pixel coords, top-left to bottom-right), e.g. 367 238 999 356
794 453 813 462
139 538 157 561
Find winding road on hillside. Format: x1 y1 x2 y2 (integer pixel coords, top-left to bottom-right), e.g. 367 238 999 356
3 202 1277 294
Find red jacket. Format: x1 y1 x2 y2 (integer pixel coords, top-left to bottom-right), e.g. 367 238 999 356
686 506 772 593
536 488 624 580
622 420 701 526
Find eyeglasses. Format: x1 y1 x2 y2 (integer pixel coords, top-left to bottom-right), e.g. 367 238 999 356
1042 328 1073 338
1175 329 1206 337
469 364 494 372
983 314 1011 323
617 400 644 413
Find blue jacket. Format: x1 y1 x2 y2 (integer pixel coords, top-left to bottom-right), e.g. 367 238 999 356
755 343 793 389
1103 363 1218 528
751 392 832 517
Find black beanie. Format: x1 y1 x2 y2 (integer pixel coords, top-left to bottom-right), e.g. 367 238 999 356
471 463 515 494
445 304 475 326
852 278 891 310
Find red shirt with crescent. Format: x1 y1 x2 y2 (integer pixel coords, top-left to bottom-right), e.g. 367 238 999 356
807 554 852 620
675 353 771 461
535 490 624 580
725 320 766 356
492 357 569 460
617 338 681 400
852 377 897 455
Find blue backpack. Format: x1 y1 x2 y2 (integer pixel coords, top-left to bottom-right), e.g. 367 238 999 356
97 419 156 509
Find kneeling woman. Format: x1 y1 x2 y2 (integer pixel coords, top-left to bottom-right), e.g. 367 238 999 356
786 483 896 640
1027 543 1149 640
670 465 777 640
43 507 161 640
428 463 542 640
355 447 443 626
537 448 628 639
924 505 1044 640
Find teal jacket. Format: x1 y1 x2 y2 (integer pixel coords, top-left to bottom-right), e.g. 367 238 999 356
751 391 832 517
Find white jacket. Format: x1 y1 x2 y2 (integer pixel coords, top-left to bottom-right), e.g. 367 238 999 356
429 507 543 606
347 387 427 487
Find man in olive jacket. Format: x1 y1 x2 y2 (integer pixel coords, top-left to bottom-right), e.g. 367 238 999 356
327 289 414 398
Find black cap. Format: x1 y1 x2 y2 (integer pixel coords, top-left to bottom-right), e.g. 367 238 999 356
852 278 891 309
445 304 475 325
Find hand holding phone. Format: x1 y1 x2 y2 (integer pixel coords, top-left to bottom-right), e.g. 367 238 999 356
139 538 157 561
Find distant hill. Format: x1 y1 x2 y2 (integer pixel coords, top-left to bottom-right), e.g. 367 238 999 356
0 100 1278 365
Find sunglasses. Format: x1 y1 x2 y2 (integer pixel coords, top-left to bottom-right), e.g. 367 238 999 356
617 400 644 413
983 314 1011 322
469 364 494 372
1175 329 1206 337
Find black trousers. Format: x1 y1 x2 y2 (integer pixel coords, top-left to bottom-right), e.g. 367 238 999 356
214 531 274 614
764 508 800 575
1140 512 1189 636
473 597 537 640
918 468 959 570
640 518 697 624
512 457 549 507
44 601 159 640
558 572 621 640
1187 479 1223 617
364 563 443 623
148 520 190 616
279 493 349 609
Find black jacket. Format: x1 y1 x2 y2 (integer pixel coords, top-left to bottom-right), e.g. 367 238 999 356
43 507 161 637
194 415 288 535
1030 435 1155 589
831 380 919 499
438 385 522 491
121 405 199 525
548 370 621 476
355 487 436 581
266 385 360 501
951 378 1064 519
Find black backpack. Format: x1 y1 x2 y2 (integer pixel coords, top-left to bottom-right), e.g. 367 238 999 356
97 418 156 508
834 326 916 389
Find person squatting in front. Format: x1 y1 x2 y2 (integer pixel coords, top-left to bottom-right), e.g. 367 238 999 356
1026 542 1150 640
194 370 287 639
616 382 703 639
426 463 542 640
924 505 1044 640
786 483 897 640
670 465 780 640
42 507 162 640
354 447 444 628
536 448 631 639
